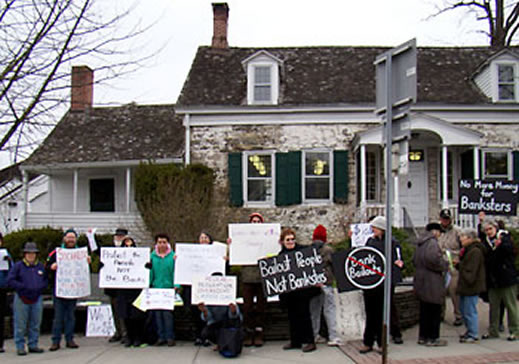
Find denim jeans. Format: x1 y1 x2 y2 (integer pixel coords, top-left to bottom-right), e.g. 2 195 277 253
310 286 339 341
153 310 174 341
13 294 43 350
460 295 479 338
51 296 77 344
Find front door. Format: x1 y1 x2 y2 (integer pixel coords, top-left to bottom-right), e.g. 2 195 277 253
399 150 428 227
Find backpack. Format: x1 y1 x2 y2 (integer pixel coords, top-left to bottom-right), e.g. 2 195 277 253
217 319 244 358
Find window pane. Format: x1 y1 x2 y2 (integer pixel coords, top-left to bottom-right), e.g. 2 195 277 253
485 152 508 177
255 66 271 84
498 65 514 82
248 155 272 177
366 151 377 201
90 178 115 212
305 178 330 199
254 85 271 101
247 179 272 201
305 152 330 176
499 84 515 100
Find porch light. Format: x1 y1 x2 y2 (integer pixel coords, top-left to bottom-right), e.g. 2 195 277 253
409 151 423 162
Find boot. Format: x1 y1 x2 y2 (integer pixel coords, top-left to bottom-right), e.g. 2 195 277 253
254 328 264 347
243 330 254 347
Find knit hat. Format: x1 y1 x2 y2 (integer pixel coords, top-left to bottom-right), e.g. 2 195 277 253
23 242 39 253
63 228 78 237
114 228 128 236
249 212 264 223
439 208 452 219
370 216 386 231
312 225 327 242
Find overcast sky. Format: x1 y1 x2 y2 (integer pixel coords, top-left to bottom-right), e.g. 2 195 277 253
93 0 493 106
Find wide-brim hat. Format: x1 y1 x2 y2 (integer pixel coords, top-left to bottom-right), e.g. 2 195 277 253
114 228 128 236
23 242 39 253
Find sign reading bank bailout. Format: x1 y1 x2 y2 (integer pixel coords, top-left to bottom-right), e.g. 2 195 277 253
458 179 519 216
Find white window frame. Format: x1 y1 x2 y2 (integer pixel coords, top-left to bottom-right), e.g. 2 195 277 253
365 147 381 202
246 62 279 105
492 62 519 103
482 149 512 180
302 150 333 204
242 151 275 207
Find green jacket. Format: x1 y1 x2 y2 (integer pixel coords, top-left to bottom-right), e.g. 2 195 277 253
456 242 486 296
149 247 177 289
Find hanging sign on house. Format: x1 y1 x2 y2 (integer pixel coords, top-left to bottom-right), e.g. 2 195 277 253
458 179 519 215
56 247 91 298
332 246 386 292
99 247 150 289
258 246 326 297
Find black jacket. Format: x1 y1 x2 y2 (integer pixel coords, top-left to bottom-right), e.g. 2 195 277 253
483 230 517 289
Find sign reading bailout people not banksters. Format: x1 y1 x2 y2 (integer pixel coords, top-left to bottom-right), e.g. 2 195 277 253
258 246 326 297
99 247 150 289
56 247 91 298
458 179 519 215
332 247 386 292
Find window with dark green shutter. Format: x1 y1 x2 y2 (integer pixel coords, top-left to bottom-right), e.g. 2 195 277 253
333 150 349 204
513 151 519 181
228 153 243 207
275 151 301 206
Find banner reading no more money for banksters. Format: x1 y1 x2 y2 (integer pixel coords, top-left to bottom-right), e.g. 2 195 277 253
458 179 519 216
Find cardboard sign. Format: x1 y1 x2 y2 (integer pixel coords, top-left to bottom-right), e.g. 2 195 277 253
332 247 386 292
56 247 91 299
99 247 150 289
458 179 519 215
133 288 176 311
191 275 237 306
86 304 115 337
0 249 8 270
229 223 281 265
350 223 373 247
174 243 227 285
258 246 326 297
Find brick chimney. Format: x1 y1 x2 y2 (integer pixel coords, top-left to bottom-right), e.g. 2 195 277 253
71 65 93 111
212 3 229 49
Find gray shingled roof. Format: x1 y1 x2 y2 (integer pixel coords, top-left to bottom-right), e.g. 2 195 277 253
177 46 517 106
26 104 183 166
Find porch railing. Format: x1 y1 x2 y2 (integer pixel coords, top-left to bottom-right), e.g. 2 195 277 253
446 205 477 229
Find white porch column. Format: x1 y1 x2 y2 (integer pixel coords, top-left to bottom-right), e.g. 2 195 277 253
360 145 367 209
473 146 480 179
393 175 402 227
73 169 78 213
21 170 28 228
126 167 131 213
442 146 449 209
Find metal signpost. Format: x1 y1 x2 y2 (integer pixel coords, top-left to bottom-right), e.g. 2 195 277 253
374 38 416 363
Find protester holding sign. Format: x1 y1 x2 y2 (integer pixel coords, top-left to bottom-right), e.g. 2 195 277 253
47 229 90 351
413 223 449 347
149 233 178 347
481 220 518 341
278 228 319 353
0 232 12 353
199 301 243 357
7 242 47 356
117 237 148 348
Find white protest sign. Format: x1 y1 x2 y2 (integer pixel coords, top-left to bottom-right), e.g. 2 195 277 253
174 243 227 285
133 288 176 311
86 304 116 337
191 275 237 306
350 223 373 247
229 223 281 265
56 247 91 299
99 247 150 289
86 228 98 252
0 249 8 270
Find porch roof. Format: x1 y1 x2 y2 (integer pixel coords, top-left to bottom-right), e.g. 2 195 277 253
352 112 483 149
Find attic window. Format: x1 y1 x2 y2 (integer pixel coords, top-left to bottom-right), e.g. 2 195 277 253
498 64 516 101
254 66 272 102
243 51 281 105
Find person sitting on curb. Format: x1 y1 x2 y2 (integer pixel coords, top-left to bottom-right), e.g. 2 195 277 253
7 242 48 356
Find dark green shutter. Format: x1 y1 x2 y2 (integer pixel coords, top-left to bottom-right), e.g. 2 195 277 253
460 150 474 179
228 153 243 207
275 151 301 206
333 150 349 204
513 151 519 181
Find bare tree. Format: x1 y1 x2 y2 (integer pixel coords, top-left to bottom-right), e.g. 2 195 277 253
432 0 519 48
0 0 155 163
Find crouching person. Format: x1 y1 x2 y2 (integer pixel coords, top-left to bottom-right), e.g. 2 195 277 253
198 301 243 358
7 242 48 356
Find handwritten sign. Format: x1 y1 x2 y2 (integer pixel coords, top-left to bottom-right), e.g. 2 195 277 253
86 228 98 252
133 289 176 311
229 223 281 265
56 247 91 299
86 304 115 337
192 276 237 306
174 243 227 285
350 223 373 247
258 247 326 297
332 247 386 292
0 249 8 270
99 247 150 289
458 179 519 215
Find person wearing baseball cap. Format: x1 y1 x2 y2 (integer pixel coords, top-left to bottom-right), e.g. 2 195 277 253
438 209 463 326
7 242 48 355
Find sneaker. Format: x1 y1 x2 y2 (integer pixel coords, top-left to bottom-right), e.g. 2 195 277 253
460 336 478 343
327 338 343 346
315 335 327 344
426 339 448 347
453 318 463 326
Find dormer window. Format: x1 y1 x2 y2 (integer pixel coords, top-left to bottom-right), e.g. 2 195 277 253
242 50 282 105
497 64 516 101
